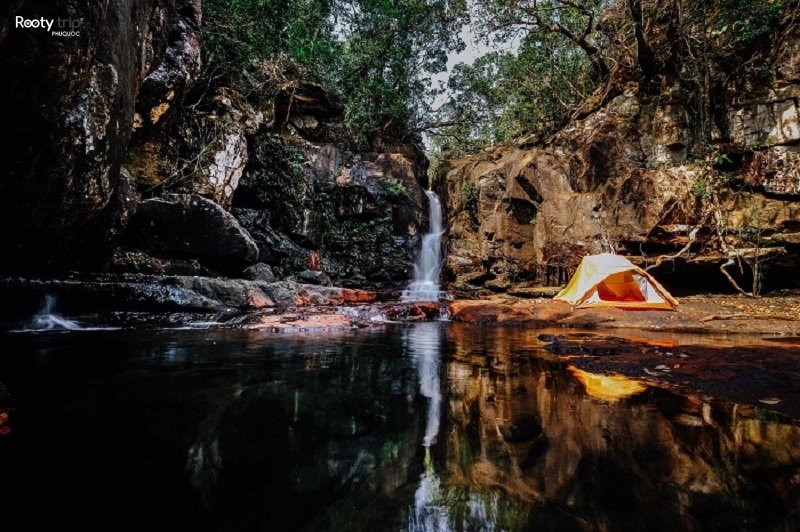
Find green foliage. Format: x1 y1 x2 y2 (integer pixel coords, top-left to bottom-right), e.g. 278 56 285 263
379 177 408 203
288 145 308 177
325 216 394 246
458 179 478 203
712 152 734 167
338 0 467 138
714 0 782 52
203 0 467 141
691 165 739 200
432 0 606 152
747 142 772 152
737 225 760 242
203 0 338 82
691 176 713 200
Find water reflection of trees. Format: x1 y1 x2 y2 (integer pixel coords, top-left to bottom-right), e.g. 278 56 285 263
182 329 426 531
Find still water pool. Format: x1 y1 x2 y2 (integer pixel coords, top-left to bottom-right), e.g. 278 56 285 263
1 323 798 531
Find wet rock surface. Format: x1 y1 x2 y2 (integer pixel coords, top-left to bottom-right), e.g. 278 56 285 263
0 275 379 317
448 292 800 335
541 331 800 418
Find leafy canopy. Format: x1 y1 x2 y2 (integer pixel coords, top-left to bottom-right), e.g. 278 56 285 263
203 0 467 141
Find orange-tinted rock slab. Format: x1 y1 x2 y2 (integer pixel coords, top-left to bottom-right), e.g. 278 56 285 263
248 313 355 331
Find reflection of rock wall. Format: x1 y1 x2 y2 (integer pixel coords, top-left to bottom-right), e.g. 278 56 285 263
442 325 800 530
179 333 425 530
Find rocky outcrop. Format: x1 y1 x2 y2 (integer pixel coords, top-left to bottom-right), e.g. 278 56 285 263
440 23 800 294
232 132 427 286
126 193 259 270
0 275 377 316
0 2 429 288
243 263 276 282
127 88 263 208
0 0 201 272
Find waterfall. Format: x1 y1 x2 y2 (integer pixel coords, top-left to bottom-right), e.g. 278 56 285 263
402 190 444 302
30 295 83 331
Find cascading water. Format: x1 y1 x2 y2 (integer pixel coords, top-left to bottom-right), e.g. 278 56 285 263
31 295 83 331
402 190 444 302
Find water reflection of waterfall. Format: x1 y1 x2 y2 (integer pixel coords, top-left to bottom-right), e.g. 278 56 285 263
407 322 442 447
405 323 447 531
402 191 444 302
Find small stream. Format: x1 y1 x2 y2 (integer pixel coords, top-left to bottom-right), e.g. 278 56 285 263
1 323 798 530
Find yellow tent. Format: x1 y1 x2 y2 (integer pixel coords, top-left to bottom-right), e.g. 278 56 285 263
554 253 677 310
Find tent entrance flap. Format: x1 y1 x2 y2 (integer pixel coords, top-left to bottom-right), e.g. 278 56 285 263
596 271 644 302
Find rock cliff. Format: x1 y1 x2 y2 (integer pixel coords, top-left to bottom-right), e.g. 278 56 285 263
439 14 800 295
0 0 201 272
0 2 428 287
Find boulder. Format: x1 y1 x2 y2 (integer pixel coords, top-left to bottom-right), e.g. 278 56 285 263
173 276 273 309
311 287 377 305
243 263 276 282
295 270 333 286
127 194 259 269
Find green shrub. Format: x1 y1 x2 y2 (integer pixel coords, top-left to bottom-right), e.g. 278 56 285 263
380 177 408 203
459 180 478 203
714 0 782 52
691 177 712 200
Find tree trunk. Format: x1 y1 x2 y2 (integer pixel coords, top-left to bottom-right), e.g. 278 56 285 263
628 0 658 81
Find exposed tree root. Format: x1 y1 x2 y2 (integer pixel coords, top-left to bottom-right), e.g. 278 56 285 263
719 257 749 296
644 227 699 272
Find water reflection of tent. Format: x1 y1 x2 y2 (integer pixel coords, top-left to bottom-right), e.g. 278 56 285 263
555 254 677 310
569 366 647 402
